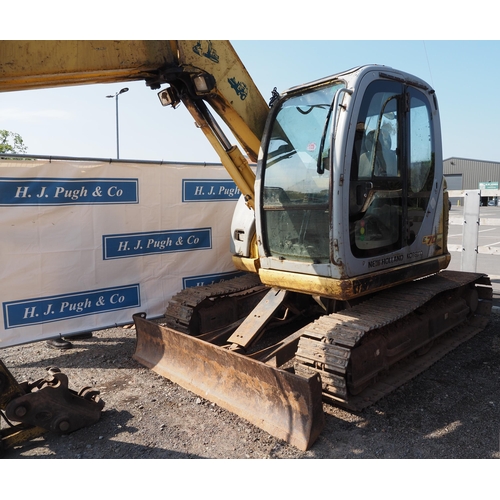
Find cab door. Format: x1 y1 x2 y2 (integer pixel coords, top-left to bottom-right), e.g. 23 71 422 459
346 77 436 268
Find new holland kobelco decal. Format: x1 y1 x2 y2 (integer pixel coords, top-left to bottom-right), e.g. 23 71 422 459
367 249 426 269
407 251 423 259
368 254 404 269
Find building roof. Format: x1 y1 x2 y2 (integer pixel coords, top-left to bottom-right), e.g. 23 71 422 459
444 156 500 166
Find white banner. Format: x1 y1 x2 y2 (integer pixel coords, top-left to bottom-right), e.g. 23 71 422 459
0 159 242 348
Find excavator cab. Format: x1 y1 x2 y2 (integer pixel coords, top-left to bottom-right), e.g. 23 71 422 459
254 66 450 299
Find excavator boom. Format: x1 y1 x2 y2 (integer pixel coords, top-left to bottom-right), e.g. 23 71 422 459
0 41 173 91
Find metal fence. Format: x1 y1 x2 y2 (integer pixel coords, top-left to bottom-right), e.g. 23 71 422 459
447 189 500 272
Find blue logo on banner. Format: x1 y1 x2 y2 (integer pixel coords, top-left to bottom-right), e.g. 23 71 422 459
103 228 212 260
3 284 141 328
182 271 245 288
182 179 240 202
0 178 138 205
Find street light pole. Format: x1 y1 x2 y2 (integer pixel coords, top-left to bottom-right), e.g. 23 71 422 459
106 87 129 159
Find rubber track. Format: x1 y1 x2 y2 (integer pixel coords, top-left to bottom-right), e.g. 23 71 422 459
164 274 264 333
294 271 492 411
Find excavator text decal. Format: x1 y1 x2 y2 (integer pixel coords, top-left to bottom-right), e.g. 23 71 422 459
228 77 248 100
192 41 219 63
368 254 404 269
422 235 437 246
368 250 426 269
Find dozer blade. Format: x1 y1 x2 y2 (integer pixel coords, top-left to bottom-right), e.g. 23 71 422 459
132 313 325 451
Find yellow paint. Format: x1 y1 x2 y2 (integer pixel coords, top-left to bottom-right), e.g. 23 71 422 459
258 255 451 300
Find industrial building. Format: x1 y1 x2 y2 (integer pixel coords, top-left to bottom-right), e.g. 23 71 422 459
444 157 500 206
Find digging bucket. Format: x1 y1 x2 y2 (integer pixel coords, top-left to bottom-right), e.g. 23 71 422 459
132 313 325 451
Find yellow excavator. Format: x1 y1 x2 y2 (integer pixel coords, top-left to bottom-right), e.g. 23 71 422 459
0 41 492 450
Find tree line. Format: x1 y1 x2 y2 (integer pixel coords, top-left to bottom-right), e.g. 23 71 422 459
0 130 27 155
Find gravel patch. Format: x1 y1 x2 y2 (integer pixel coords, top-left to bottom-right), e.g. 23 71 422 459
1 314 499 460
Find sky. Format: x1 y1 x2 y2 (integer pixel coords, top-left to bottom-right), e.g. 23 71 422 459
1 10 499 167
